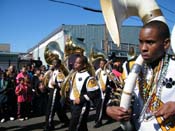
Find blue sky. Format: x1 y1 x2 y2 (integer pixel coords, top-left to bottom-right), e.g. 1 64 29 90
0 0 175 53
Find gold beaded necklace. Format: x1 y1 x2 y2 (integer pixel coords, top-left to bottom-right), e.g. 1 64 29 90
138 54 168 103
138 54 169 122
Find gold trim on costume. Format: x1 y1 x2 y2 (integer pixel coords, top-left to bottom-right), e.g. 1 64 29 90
122 91 132 96
99 71 106 91
72 73 80 98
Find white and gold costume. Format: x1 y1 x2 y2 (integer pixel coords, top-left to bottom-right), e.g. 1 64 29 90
69 70 101 131
132 55 175 131
48 70 65 89
95 68 110 92
70 70 99 101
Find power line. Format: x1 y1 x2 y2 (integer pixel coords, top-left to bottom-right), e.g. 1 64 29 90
159 4 175 15
158 4 175 24
49 0 102 13
49 0 175 24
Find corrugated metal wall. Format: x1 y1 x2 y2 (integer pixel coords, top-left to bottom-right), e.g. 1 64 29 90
63 24 140 56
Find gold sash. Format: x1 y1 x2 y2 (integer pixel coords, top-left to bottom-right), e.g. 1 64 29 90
99 71 106 91
72 73 80 98
149 94 175 131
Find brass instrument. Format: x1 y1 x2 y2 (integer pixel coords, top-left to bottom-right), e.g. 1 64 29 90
61 69 76 98
61 35 86 97
104 60 123 88
89 48 106 64
43 68 52 87
44 41 63 65
43 42 69 87
89 48 106 76
102 60 124 107
64 35 85 61
100 0 166 46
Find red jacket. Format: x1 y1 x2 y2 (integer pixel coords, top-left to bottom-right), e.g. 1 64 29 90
15 83 32 103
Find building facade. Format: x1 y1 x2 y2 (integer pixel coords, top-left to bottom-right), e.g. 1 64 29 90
28 24 141 66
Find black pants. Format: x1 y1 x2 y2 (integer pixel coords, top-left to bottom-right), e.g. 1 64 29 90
17 101 31 118
95 88 111 123
91 93 102 123
69 101 90 131
45 88 69 128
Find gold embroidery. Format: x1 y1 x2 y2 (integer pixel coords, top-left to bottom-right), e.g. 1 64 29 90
57 72 65 80
122 91 132 96
87 78 97 88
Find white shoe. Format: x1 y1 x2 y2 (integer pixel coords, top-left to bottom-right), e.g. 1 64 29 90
25 117 28 120
10 117 15 121
19 118 24 121
1 118 5 123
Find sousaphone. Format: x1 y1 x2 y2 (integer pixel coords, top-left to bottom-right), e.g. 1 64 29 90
43 41 68 87
100 0 166 46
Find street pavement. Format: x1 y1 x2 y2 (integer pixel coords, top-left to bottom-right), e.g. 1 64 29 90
0 110 121 131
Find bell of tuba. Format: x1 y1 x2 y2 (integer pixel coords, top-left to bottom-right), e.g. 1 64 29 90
43 42 69 87
44 41 63 65
100 0 166 46
64 35 85 58
89 47 106 76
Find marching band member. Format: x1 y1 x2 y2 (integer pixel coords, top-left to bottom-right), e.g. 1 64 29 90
122 47 137 81
107 21 175 131
94 58 115 128
69 55 101 131
44 58 69 131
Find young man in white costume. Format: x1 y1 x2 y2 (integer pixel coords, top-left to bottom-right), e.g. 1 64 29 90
69 55 101 131
106 21 175 131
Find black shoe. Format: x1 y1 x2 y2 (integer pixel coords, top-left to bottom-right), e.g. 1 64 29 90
59 123 69 129
113 126 124 131
94 121 102 128
43 125 55 131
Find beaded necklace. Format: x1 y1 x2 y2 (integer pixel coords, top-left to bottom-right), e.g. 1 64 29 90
139 54 169 103
138 54 169 122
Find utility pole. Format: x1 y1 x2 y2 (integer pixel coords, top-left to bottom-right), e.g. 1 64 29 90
104 24 109 56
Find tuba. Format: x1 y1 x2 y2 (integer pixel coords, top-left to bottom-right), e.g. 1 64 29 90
100 0 166 46
89 47 106 76
43 42 69 87
44 41 63 65
100 0 166 130
64 35 85 59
